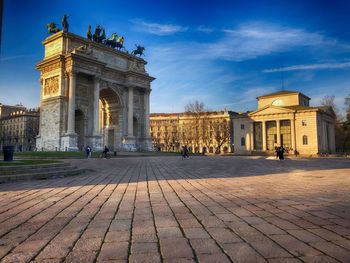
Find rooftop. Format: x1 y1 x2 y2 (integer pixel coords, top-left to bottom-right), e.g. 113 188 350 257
257 90 311 100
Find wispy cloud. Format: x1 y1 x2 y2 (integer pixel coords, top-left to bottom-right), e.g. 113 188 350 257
0 54 37 62
131 19 188 35
263 62 350 73
197 25 214 33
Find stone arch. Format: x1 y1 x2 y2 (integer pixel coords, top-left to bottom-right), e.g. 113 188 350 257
99 87 123 150
75 109 85 150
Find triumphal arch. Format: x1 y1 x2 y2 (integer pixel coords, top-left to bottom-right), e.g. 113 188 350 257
36 31 155 151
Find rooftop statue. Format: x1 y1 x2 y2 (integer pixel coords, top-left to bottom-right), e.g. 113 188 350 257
62 14 69 32
131 45 145 57
93 25 106 43
47 22 60 34
116 36 125 50
105 33 117 48
87 25 92 40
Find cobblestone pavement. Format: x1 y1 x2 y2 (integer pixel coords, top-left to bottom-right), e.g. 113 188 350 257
0 156 350 263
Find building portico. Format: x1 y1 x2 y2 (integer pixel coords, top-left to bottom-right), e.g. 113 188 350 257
234 91 336 155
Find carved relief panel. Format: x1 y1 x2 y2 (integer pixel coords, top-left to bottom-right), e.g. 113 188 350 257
43 76 59 96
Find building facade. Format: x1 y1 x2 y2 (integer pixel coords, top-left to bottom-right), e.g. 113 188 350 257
0 108 40 151
150 111 237 153
233 91 336 155
36 31 154 152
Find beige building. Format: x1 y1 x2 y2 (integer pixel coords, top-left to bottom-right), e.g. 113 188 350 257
36 31 154 152
233 90 336 155
150 111 237 153
0 103 26 119
0 108 40 151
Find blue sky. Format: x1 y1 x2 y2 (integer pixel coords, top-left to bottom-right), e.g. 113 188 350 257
1 0 350 113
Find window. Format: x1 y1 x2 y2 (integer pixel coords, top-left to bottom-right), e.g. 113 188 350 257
241 124 245 130
241 137 245 146
302 120 307 126
303 135 308 145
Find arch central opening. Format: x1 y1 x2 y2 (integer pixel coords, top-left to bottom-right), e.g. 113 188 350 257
99 88 121 151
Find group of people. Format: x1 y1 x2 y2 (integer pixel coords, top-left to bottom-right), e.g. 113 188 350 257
275 146 285 160
85 145 111 159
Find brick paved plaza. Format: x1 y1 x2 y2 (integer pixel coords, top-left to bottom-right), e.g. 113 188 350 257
0 156 350 263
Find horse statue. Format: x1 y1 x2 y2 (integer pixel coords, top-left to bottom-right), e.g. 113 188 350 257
105 33 117 48
116 36 124 50
131 45 145 57
62 14 69 32
87 25 92 40
47 22 60 34
93 26 106 44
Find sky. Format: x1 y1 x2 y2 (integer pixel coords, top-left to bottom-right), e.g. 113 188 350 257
0 0 350 113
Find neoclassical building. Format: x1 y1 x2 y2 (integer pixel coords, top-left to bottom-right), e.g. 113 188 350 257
150 110 237 153
0 107 40 151
36 31 154 151
233 90 336 155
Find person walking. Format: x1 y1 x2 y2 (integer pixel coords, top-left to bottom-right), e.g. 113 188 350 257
85 145 91 159
278 146 285 160
103 145 109 159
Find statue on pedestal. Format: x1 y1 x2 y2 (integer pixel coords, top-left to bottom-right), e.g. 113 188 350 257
62 14 69 32
87 25 92 40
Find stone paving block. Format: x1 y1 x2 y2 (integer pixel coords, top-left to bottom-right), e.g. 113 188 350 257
160 238 194 259
207 227 242 243
190 238 222 254
222 242 267 263
130 242 158 254
129 253 161 263
157 227 184 238
105 230 130 242
197 253 231 263
183 227 211 239
254 223 286 235
1 252 36 263
287 229 325 243
64 251 97 263
309 241 350 262
270 234 322 257
308 228 344 241
298 255 338 263
98 242 129 260
73 237 103 251
268 258 302 263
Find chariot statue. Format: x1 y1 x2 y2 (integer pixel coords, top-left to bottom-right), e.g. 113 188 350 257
105 33 117 48
131 45 145 57
47 22 60 34
62 14 69 32
116 36 125 50
93 25 106 43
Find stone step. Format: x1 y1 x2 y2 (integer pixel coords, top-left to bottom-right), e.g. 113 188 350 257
0 168 87 184
0 162 66 174
0 164 75 175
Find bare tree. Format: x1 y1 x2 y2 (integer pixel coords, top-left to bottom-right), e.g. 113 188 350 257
185 100 205 113
212 119 231 154
320 95 342 121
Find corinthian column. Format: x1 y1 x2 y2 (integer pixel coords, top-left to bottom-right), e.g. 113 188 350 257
144 90 150 138
66 71 76 134
93 76 100 135
262 121 267 151
128 86 134 137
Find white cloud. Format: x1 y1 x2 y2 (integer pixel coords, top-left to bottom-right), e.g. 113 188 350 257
197 25 214 33
263 62 350 73
131 19 188 35
0 54 37 62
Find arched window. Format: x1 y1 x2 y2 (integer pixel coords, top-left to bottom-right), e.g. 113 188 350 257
303 135 308 145
241 137 245 146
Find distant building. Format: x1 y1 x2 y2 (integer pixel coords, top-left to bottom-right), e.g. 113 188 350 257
233 90 336 155
0 103 26 119
0 107 40 151
150 110 237 153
